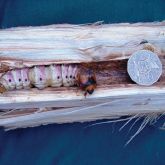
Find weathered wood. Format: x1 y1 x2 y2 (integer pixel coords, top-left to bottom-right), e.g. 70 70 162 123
0 22 165 69
0 22 165 129
0 87 165 130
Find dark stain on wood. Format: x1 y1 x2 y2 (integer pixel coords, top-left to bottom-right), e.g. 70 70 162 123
80 60 134 86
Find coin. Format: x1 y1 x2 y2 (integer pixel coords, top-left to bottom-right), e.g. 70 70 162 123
127 50 162 86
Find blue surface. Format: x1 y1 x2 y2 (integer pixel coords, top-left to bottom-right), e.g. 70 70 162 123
0 118 165 165
0 0 165 28
0 0 165 164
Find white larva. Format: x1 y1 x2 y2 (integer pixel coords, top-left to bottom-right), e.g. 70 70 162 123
1 71 16 90
11 69 22 90
29 66 49 89
0 64 78 91
21 68 31 89
49 64 63 87
62 64 70 87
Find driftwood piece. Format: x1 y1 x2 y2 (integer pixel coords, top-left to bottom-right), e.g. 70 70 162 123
0 22 165 130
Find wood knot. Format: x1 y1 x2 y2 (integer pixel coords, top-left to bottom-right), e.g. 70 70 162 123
0 84 6 93
160 31 165 36
140 39 148 44
0 64 10 73
142 43 155 52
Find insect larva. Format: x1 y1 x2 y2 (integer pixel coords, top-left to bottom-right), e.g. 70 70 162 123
49 64 63 87
62 64 78 87
29 65 50 89
0 64 97 96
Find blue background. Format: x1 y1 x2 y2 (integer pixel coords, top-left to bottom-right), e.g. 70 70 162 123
0 0 165 164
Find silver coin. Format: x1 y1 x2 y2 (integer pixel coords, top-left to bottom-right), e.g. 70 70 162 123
127 50 162 86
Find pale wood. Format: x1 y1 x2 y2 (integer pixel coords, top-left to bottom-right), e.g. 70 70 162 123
0 22 165 129
0 22 165 69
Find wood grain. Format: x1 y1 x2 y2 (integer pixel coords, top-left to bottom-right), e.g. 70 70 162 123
0 22 165 129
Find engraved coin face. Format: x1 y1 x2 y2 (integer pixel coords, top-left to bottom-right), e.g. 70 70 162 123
127 50 162 86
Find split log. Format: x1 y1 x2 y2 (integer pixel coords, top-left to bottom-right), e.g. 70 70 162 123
0 22 165 130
